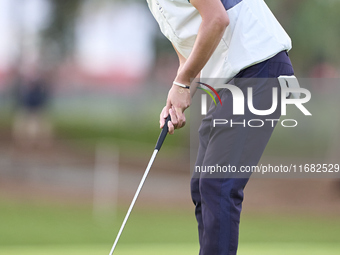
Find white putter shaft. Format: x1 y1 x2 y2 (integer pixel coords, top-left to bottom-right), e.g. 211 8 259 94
109 149 159 255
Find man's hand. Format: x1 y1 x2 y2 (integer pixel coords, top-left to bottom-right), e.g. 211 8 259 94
160 84 191 135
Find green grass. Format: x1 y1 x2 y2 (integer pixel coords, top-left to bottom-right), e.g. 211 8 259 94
0 200 197 246
2 243 340 255
1 200 340 255
240 214 340 243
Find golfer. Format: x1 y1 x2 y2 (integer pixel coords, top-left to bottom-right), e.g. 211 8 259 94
147 0 294 254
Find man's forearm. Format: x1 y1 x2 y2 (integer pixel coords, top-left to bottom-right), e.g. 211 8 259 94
175 16 229 85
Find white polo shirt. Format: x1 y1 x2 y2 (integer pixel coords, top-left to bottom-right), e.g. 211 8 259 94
146 0 292 86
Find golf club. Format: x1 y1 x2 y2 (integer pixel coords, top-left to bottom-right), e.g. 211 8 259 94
109 115 171 254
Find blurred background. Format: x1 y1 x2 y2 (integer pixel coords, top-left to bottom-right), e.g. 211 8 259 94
0 0 340 254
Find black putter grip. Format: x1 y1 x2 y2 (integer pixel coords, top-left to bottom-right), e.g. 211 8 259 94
155 115 171 151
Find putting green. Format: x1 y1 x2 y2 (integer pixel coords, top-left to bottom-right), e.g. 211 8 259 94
1 200 340 255
1 243 340 255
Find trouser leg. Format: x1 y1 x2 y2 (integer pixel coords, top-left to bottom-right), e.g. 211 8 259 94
191 111 212 252
191 51 294 255
192 77 282 255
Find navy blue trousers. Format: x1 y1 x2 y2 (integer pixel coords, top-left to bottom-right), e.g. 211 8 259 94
191 51 294 255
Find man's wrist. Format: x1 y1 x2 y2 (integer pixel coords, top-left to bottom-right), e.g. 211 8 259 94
173 81 190 89
175 71 192 86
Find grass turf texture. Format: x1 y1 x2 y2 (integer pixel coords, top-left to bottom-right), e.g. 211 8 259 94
1 200 340 254
2 243 340 255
